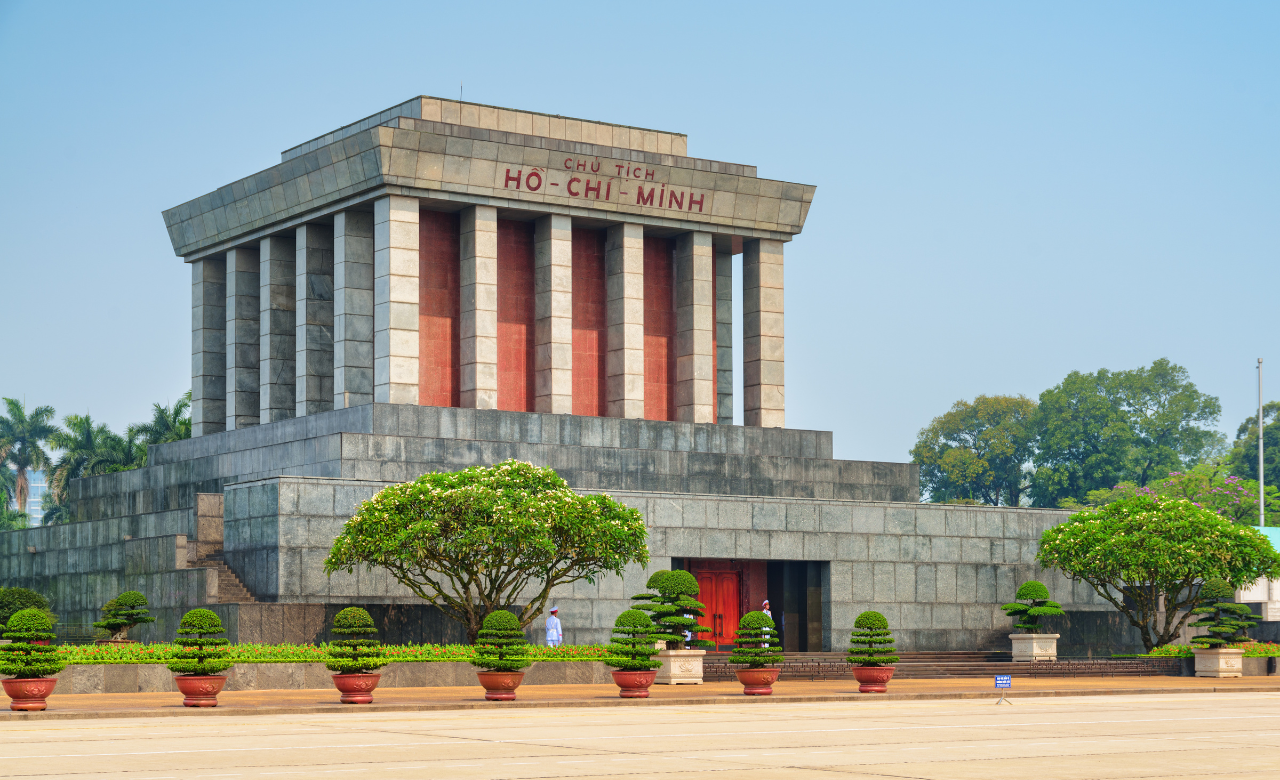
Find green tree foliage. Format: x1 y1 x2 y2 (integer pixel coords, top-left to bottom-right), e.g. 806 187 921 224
1082 465 1280 527
0 466 15 510
0 609 65 679
604 609 662 672
1036 495 1280 651
1227 401 1279 486
1000 580 1065 634
47 414 146 504
92 591 156 641
130 392 192 445
167 609 233 676
0 507 29 531
1032 359 1222 507
911 395 1037 506
469 610 529 673
1188 578 1257 648
728 611 783 669
847 611 899 666
0 588 52 627
0 398 56 514
631 570 712 651
324 607 389 675
324 461 649 643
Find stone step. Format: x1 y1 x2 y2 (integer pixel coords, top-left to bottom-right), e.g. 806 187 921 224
193 558 257 604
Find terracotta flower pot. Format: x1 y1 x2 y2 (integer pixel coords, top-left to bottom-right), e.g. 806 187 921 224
611 669 658 698
476 670 525 701
2 677 58 711
174 675 227 707
332 673 381 704
852 665 896 693
29 640 50 647
735 667 781 695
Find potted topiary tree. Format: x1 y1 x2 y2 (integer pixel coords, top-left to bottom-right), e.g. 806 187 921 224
1001 580 1065 661
0 608 66 711
1189 578 1255 678
729 611 784 695
604 609 662 698
326 607 390 703
92 591 156 645
470 610 530 701
633 570 712 684
167 608 233 707
847 610 899 693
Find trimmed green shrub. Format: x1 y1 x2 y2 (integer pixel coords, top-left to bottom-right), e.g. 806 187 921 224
92 591 156 641
325 607 389 675
1189 579 1257 648
167 609 233 676
1001 580 1065 634
470 611 529 673
632 570 712 650
728 611 783 669
0 608 66 679
604 609 661 672
848 611 899 667
0 587 55 628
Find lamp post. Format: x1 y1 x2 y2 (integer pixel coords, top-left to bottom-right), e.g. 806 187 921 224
1260 358 1265 530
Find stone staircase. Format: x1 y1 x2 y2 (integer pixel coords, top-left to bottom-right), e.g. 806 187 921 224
193 553 256 603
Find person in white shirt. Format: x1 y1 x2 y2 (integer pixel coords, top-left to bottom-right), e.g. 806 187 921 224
545 607 563 647
761 600 773 647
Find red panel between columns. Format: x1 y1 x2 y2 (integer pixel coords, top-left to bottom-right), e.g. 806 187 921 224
571 228 607 417
497 220 536 412
643 237 676 421
419 209 460 408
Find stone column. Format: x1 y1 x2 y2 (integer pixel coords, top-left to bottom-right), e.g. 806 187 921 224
259 235 296 423
604 223 644 419
714 242 734 425
743 239 785 428
333 211 374 409
460 205 498 409
191 256 226 437
534 214 573 414
373 195 420 405
224 247 260 430
674 231 715 424
295 224 334 417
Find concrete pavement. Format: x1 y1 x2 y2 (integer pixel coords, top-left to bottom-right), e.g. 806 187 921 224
3 691 1279 779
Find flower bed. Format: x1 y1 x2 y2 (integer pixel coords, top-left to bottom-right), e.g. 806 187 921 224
1135 641 1280 658
54 642 612 665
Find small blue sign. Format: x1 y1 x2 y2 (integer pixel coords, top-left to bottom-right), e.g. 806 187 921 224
995 675 1012 689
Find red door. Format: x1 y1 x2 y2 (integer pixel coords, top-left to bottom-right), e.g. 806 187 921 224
694 570 741 651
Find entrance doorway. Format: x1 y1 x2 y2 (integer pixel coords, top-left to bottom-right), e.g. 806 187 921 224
694 569 740 651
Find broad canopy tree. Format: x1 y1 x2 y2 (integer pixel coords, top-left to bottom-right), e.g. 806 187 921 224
1036 495 1280 652
324 460 650 643
910 395 1037 506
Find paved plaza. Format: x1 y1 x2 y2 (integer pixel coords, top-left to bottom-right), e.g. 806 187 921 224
4 691 1279 779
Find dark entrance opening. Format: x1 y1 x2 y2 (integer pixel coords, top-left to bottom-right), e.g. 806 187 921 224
767 561 826 653
673 558 825 652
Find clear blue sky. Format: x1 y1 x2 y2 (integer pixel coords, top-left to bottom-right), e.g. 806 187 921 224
1 1 1274 463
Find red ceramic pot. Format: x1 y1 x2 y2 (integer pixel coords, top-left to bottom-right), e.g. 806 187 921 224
174 675 227 707
29 640 50 646
2 677 58 711
611 669 658 698
852 665 896 693
332 673 381 704
94 639 139 647
735 667 781 695
476 670 525 701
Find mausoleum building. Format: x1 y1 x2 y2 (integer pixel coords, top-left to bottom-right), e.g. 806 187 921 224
1 98 1140 652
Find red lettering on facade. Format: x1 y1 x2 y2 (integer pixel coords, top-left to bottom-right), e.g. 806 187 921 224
667 190 683 210
504 169 522 189
564 158 574 169
615 164 625 176
567 177 582 196
645 170 655 180
688 192 704 212
584 179 601 199
590 160 600 173
636 186 654 206
525 171 543 192
605 182 611 200
659 188 666 208
576 160 587 171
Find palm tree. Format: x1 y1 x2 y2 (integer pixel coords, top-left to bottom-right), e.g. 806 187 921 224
90 428 148 473
131 391 192 445
0 398 57 514
1 465 15 510
47 414 120 503
0 507 29 531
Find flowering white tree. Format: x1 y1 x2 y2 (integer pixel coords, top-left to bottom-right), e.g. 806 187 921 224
325 460 649 643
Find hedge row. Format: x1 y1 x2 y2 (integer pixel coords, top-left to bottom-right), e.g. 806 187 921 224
52 642 613 665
